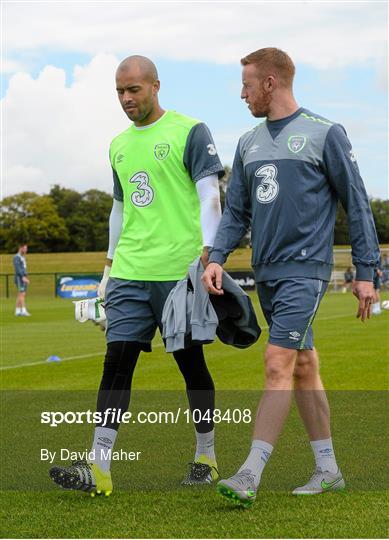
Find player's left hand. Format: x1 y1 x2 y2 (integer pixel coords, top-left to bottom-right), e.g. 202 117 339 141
201 262 224 295
352 280 374 322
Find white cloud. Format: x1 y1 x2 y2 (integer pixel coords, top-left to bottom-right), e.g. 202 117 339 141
1 58 26 74
2 2 387 199
3 54 128 197
2 49 387 199
3 1 387 69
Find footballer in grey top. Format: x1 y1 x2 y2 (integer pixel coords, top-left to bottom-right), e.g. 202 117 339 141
13 251 27 286
209 107 380 283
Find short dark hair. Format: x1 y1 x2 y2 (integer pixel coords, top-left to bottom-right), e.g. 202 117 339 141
241 47 295 88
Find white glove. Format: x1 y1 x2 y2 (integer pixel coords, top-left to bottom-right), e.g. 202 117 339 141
98 265 111 300
73 298 107 330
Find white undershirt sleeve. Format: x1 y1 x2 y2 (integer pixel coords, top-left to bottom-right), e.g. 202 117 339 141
107 198 124 260
195 174 222 247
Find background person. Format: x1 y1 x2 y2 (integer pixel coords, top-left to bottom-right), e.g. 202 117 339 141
372 262 383 315
49 55 224 495
202 47 380 506
342 267 354 293
13 243 30 317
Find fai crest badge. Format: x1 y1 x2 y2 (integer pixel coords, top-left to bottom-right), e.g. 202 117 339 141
287 136 307 154
154 143 170 160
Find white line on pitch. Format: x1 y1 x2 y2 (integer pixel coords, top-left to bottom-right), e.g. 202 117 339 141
0 343 166 371
0 312 356 371
0 352 104 371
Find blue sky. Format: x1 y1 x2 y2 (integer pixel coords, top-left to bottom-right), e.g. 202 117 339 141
2 1 388 199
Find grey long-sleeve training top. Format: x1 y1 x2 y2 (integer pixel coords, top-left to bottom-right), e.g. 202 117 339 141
13 253 27 278
209 108 380 282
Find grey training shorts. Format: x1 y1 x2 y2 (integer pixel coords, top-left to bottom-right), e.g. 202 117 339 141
105 278 177 350
256 278 328 350
15 276 27 293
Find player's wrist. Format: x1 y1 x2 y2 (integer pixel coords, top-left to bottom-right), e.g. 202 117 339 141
102 264 111 278
208 251 225 267
98 265 111 300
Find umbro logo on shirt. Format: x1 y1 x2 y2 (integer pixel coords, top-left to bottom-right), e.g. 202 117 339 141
248 144 261 154
116 154 125 163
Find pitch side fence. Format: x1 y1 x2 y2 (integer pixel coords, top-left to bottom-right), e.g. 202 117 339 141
1 248 388 298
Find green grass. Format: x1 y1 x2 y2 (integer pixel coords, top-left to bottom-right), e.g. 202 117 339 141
1 290 388 538
2 247 388 298
4 246 389 275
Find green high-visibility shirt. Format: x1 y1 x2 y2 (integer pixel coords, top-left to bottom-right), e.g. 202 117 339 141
109 110 224 281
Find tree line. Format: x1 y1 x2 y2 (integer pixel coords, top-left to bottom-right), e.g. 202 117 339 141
1 181 388 253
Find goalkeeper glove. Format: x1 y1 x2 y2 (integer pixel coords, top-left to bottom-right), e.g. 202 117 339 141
74 298 106 330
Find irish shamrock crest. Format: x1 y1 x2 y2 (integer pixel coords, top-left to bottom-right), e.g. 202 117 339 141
287 136 307 154
154 143 170 160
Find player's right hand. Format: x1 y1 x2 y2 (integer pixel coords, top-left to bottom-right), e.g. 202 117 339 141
201 262 224 295
352 280 374 322
98 265 111 300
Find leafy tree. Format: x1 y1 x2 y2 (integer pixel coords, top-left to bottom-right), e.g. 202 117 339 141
0 192 69 252
334 203 349 245
219 165 231 211
49 185 82 219
334 199 389 245
1 180 387 254
49 186 112 251
370 199 389 243
65 189 112 251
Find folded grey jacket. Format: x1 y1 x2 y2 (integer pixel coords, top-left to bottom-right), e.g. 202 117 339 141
162 257 261 352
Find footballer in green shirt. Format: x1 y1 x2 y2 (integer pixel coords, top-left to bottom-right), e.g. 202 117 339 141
49 55 225 496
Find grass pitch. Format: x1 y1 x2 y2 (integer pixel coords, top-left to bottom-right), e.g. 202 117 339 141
1 280 388 538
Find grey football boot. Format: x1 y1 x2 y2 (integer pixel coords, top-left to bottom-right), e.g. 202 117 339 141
292 467 345 495
217 469 257 508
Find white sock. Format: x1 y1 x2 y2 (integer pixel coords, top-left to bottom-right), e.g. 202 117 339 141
15 307 21 315
372 302 381 313
310 438 338 474
195 429 216 462
238 439 273 488
90 427 118 472
21 307 28 314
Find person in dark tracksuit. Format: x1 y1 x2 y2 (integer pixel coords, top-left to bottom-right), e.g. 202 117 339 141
372 261 383 315
202 48 380 505
342 267 354 293
13 243 31 317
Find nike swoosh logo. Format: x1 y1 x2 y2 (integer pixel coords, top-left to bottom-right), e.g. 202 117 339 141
321 478 342 490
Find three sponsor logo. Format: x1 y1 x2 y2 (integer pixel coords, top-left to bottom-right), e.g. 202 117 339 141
129 171 154 207
255 164 279 204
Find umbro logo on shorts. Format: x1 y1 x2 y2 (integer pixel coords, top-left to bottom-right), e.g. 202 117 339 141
289 331 301 341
